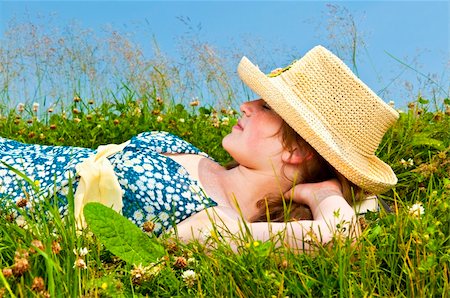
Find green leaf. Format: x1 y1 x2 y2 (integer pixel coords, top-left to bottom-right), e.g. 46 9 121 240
411 136 445 151
443 98 450 105
418 96 429 104
83 203 165 265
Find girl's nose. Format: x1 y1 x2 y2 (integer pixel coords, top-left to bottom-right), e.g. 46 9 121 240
240 99 262 116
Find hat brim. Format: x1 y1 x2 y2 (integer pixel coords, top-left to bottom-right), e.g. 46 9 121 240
237 56 397 194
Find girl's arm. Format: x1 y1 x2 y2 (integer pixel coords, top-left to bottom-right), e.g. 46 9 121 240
246 180 359 250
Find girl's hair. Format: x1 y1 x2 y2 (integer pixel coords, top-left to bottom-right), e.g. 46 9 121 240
228 121 364 222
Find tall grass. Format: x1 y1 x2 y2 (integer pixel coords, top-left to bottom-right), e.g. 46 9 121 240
1 12 449 298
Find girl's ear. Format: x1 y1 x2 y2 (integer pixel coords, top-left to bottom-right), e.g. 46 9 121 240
282 148 313 165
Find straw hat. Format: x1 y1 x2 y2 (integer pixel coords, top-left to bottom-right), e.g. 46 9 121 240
237 45 399 194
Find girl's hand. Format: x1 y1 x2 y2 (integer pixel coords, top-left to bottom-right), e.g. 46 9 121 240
284 179 343 206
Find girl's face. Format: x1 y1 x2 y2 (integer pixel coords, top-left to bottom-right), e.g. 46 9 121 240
222 99 286 171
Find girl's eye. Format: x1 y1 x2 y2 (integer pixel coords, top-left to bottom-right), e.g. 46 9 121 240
262 103 271 110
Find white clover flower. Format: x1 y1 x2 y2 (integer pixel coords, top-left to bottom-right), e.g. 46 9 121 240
73 257 87 269
221 116 230 126
409 202 425 217
182 269 197 287
73 247 89 256
32 102 39 112
400 158 414 169
17 102 25 113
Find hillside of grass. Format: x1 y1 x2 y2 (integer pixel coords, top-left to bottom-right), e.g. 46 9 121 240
0 93 449 297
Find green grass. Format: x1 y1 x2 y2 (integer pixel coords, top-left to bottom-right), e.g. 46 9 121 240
0 93 449 297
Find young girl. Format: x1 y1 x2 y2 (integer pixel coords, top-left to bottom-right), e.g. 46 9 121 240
0 46 398 250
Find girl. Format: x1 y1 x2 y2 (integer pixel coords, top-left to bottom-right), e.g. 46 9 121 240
0 46 398 250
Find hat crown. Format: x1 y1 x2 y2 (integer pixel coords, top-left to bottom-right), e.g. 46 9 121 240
278 46 398 156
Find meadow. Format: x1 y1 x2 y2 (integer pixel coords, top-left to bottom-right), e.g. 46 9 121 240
0 18 449 297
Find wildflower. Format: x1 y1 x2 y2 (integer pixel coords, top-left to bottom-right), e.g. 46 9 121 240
409 202 425 218
181 269 197 287
189 99 200 107
12 250 30 276
39 133 45 140
16 197 28 208
88 99 94 105
156 97 163 105
400 158 414 169
130 263 148 285
72 108 80 114
52 241 62 254
221 116 230 126
2 268 13 278
17 103 25 113
73 96 81 102
148 262 164 278
50 124 57 130
73 257 87 269
74 247 89 257
152 109 161 115
156 115 163 122
14 118 20 125
187 257 197 267
31 276 45 292
15 215 28 229
47 108 54 113
73 117 81 124
86 114 93 121
173 256 187 269
101 282 108 290
28 132 36 138
27 119 33 124
32 102 39 113
142 221 155 233
280 259 289 269
179 118 185 123
408 102 415 109
113 119 120 125
30 239 45 253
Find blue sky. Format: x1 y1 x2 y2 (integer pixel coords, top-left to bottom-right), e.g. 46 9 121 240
0 1 448 108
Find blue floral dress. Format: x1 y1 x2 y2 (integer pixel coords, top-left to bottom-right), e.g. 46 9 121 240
0 131 217 235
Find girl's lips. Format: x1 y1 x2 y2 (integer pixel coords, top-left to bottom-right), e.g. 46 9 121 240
233 120 244 131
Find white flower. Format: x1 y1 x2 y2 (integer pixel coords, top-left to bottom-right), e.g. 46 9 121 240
73 257 87 269
73 247 89 256
179 118 185 123
409 202 425 217
181 269 197 287
400 158 414 169
79 247 89 256
32 102 39 112
17 102 25 113
221 117 229 125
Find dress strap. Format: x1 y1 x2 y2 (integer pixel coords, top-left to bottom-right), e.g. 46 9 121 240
74 141 130 228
